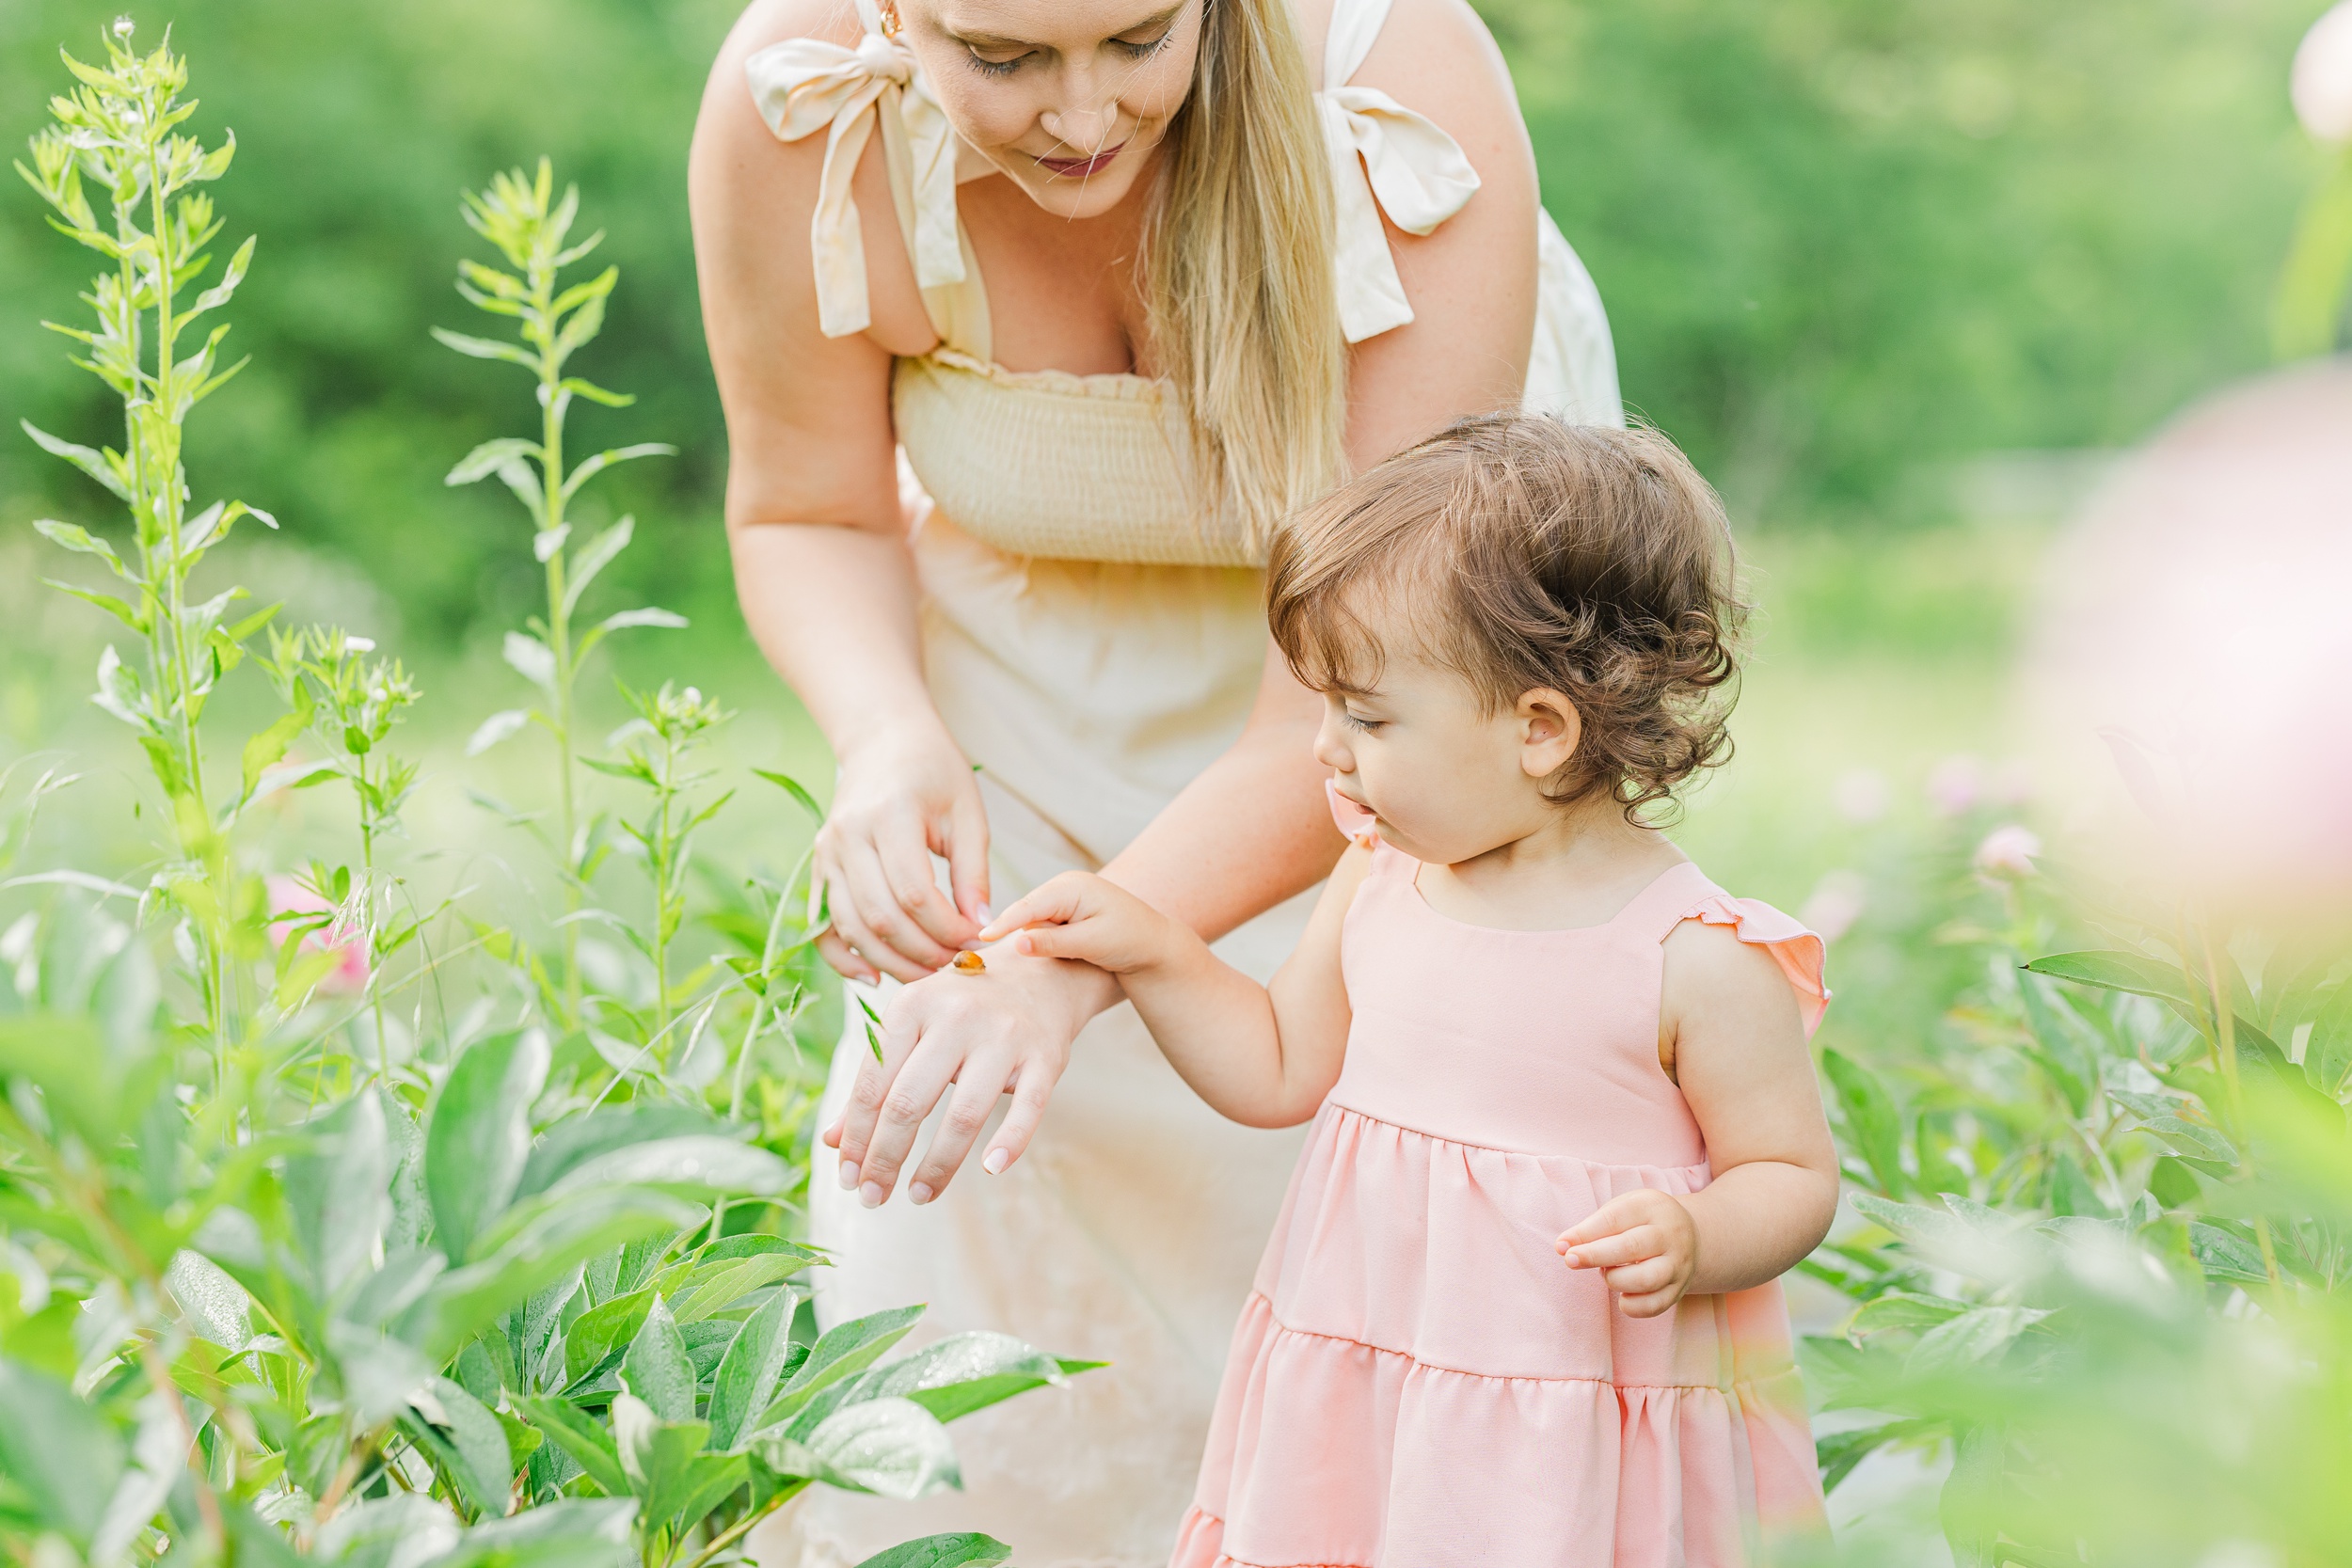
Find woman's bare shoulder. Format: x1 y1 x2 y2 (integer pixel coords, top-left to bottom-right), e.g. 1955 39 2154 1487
1352 0 1525 138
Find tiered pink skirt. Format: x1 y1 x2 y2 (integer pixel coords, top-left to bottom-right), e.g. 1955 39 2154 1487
1168 1104 1825 1568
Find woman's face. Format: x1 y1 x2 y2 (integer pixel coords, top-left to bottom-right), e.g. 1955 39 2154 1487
900 0 1203 220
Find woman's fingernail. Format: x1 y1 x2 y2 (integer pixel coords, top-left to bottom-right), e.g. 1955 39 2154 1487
982 1148 1009 1176
837 1159 859 1191
859 1180 885 1209
908 1182 933 1205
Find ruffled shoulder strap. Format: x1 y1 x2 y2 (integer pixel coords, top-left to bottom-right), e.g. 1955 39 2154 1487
1621 863 1832 1038
743 4 978 348
1318 0 1483 343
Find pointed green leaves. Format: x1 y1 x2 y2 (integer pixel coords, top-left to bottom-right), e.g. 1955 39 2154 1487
850 1535 1013 1568
433 327 539 371
22 420 131 500
446 437 542 487
1821 1049 1905 1196
515 1396 628 1497
622 1295 695 1424
562 445 674 502
847 1331 1074 1426
755 1397 959 1499
425 1028 551 1263
752 1305 925 1437
405 1376 515 1518
0 1357 123 1547
707 1288 802 1451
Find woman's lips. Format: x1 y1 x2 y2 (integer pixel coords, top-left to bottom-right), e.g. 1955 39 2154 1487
1036 143 1124 179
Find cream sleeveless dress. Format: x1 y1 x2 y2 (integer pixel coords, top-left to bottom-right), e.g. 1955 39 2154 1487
741 5 1622 1560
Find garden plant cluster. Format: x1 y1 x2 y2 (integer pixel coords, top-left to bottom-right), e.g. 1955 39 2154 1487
4 22 2351 1568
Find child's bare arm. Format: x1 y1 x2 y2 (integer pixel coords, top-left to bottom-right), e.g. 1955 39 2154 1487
1556 923 1838 1317
977 851 1369 1128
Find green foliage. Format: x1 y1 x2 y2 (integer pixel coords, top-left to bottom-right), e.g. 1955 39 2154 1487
1802 773 2352 1563
0 27 1082 1566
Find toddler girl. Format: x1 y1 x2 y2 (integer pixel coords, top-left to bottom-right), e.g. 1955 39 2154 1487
977 414 1837 1566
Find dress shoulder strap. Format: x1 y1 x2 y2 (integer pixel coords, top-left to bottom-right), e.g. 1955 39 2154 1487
743 10 988 355
1621 862 1834 1038
1317 0 1483 343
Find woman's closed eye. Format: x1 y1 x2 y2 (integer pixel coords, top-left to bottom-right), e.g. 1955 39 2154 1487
963 47 1035 77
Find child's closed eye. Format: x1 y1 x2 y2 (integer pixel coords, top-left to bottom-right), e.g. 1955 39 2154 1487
1342 712 1385 734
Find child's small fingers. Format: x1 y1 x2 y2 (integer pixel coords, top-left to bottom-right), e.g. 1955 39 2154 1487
1559 1225 1662 1270
1555 1192 1661 1248
1601 1255 1678 1297
1014 925 1090 960
1615 1288 1680 1320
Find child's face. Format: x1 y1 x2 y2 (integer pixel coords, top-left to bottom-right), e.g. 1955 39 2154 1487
1311 648 1582 867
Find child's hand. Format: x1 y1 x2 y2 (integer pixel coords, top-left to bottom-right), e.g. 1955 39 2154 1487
1555 1189 1699 1319
974 871 1185 976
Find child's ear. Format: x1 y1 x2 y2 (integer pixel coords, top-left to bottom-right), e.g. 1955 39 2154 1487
1516 688 1582 779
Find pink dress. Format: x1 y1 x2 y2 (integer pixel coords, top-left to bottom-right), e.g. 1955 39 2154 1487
1170 792 1832 1568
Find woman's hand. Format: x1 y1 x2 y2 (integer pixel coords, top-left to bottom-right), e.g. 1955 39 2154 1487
1556 1189 1700 1320
822 945 1121 1208
813 720 990 984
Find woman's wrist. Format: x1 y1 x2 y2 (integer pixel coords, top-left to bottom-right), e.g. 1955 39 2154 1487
831 707 959 769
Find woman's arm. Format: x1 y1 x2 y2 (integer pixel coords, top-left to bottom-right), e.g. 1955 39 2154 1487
692 0 991 981
1556 927 1841 1317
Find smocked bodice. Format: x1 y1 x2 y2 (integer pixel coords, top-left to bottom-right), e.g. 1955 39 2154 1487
744 0 1618 569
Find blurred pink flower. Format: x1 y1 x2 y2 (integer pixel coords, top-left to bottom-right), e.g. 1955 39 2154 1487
2025 361 2352 916
268 875 370 995
1929 755 1983 817
1974 825 2042 879
1799 871 1867 944
2294 2 2352 142
1832 768 1892 825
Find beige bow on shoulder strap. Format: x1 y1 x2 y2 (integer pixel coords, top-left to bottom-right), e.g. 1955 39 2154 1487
745 22 964 339
1319 0 1482 343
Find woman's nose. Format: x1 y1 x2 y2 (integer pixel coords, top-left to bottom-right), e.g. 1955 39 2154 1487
1041 98 1116 153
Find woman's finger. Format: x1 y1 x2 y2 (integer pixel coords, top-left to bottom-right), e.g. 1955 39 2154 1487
980 1056 1057 1176
945 785 992 925
878 803 980 953
850 1018 967 1205
834 834 959 979
815 925 879 985
832 993 919 1182
905 1052 1011 1205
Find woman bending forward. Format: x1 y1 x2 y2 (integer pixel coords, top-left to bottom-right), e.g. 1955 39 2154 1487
690 0 1620 1557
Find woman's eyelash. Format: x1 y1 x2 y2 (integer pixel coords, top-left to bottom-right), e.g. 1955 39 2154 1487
964 31 1171 77
1114 31 1176 60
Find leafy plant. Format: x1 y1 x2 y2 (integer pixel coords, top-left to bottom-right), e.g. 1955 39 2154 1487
438 159 682 1022
1801 747 2352 1564
2 25 1080 1567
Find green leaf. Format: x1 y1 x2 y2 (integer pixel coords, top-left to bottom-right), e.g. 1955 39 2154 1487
612 1392 744 1535
623 1296 696 1424
241 680 314 804
426 1029 552 1263
1820 1049 1905 1196
312 1493 462 1567
515 1395 629 1497
32 516 125 573
757 1397 960 1499
542 1135 793 1202
42 578 146 633
417 1190 699 1362
516 1105 723 1201
433 326 538 370
465 707 533 758
501 632 559 701
755 768 825 824
562 444 675 502
753 1305 926 1436
850 1535 1013 1568
707 1289 802 1452
2015 973 2097 1117
1814 1419 1936 1496
844 1331 1073 1427
2108 1090 2238 1166
2307 982 2352 1097
671 1252 799 1324
446 437 542 486
288 1094 392 1302
439 1498 637 1568
563 1288 655 1390
405 1376 514 1518
2190 1219 2271 1285
21 419 131 500
2025 950 2195 1007
560 516 634 617
1905 1306 2050 1377
0 1356 123 1545
1848 1291 1970 1339
558 376 636 407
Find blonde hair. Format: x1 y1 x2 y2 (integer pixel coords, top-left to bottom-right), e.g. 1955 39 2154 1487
1267 414 1748 824
1145 0 1347 552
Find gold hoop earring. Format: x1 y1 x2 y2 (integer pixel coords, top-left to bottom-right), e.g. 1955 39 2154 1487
878 1 903 37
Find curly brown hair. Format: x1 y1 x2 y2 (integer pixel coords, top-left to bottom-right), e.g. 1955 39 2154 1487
1266 412 1746 824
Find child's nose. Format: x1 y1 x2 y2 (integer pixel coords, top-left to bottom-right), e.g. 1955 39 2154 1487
1312 721 1352 774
